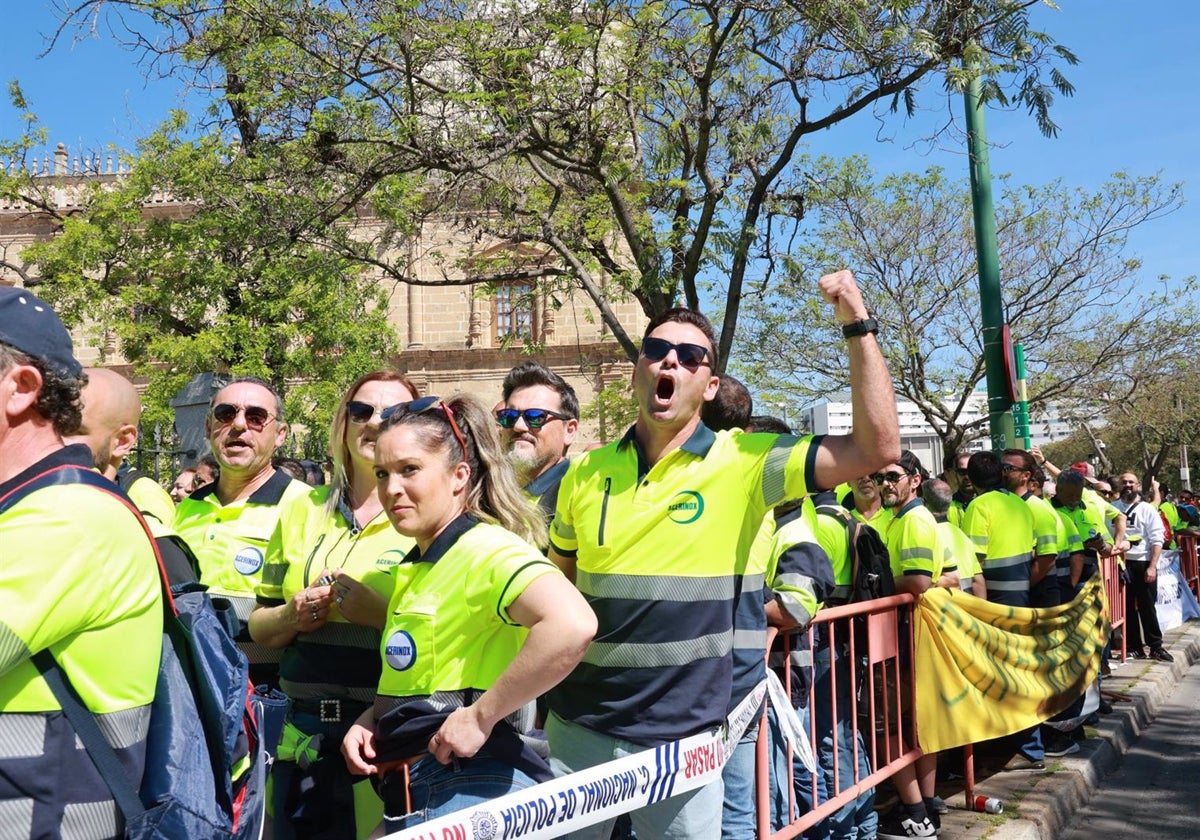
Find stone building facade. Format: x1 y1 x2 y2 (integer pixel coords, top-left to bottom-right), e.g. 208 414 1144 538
0 145 644 448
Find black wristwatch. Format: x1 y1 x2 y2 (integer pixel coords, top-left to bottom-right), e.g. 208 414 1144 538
841 317 879 339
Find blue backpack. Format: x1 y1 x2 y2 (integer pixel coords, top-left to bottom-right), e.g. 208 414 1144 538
4 464 275 839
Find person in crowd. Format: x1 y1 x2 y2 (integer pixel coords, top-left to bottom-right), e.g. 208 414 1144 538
274 456 310 484
0 288 162 840
341 394 596 832
810 487 883 840
876 451 956 840
172 467 197 502
1034 449 1129 549
174 376 310 685
943 450 976 527
703 379 831 840
496 360 579 520
962 450 1043 772
1045 472 1087 602
249 371 421 839
924 478 986 597
68 367 199 586
844 471 894 540
1002 449 1061 608
545 270 899 839
1114 472 1173 662
194 452 220 490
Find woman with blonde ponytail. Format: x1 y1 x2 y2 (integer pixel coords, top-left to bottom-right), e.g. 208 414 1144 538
341 394 595 832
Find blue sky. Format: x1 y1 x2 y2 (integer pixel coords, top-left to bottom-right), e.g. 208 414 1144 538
2 1 1197 285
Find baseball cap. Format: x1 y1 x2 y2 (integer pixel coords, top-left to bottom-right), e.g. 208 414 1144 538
898 449 928 480
0 287 83 379
1070 461 1094 478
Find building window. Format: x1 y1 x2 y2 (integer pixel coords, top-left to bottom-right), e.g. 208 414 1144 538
493 282 537 343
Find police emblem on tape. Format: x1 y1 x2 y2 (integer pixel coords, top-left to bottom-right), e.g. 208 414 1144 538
666 490 704 524
233 546 264 575
385 630 417 671
470 810 499 839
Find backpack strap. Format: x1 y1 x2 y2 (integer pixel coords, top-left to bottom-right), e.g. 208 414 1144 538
816 504 857 603
4 463 177 826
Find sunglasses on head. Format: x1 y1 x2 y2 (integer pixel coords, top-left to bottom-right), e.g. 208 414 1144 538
211 403 276 431
495 408 571 430
640 336 711 370
380 396 468 461
872 471 910 485
346 400 409 425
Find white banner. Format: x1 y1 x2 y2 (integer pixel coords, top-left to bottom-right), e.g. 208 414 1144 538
384 681 768 840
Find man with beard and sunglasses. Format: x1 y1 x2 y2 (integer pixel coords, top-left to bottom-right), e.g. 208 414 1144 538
544 270 899 840
497 361 580 523
175 375 309 684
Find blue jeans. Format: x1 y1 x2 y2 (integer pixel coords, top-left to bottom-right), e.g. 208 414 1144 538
813 643 877 840
380 756 537 831
546 712 723 840
765 703 829 838
720 721 759 840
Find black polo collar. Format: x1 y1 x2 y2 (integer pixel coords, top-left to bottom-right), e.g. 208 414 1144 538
525 457 571 499
0 443 94 499
191 466 297 505
402 513 480 565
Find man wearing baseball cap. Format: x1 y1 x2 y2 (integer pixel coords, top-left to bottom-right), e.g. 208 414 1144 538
0 287 163 839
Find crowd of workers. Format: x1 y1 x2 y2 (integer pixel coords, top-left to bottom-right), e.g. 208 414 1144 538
0 271 1182 840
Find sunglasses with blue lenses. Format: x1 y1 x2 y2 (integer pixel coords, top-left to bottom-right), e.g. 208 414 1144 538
640 336 711 370
380 396 468 461
495 408 571 430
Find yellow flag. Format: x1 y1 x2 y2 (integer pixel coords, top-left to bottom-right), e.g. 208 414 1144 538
912 576 1108 753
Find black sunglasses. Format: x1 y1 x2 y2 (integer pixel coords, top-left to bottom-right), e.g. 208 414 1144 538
211 403 276 431
346 400 408 425
1001 463 1028 473
640 336 711 370
495 408 571 430
872 471 910 485
380 396 468 461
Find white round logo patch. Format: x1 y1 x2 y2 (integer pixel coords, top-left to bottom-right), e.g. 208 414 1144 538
233 547 265 575
385 630 417 671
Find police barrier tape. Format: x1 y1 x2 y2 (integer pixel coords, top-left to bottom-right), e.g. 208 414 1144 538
383 681 769 840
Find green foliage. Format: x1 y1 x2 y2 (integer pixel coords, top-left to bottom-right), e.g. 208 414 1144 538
44 0 1078 368
582 378 638 443
735 158 1197 451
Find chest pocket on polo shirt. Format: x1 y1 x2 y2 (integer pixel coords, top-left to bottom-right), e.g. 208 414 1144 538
382 609 435 695
229 509 279 575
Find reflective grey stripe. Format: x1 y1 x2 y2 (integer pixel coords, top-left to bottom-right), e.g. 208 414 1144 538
762 436 797 508
0 799 33 838
238 641 284 664
0 622 29 673
732 628 767 650
1056 567 1072 578
261 562 287 587
302 621 380 650
582 631 731 668
970 535 987 548
577 571 736 602
226 595 257 623
1035 534 1057 551
739 573 766 595
900 546 934 561
280 680 376 703
777 596 815 629
790 648 814 669
0 714 47 759
984 552 1031 569
61 799 121 840
94 706 151 751
986 580 1030 592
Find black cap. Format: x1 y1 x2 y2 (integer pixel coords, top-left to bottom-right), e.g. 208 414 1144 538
898 449 928 480
0 287 82 379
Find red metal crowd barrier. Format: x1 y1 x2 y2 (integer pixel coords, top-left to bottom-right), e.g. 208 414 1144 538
756 594 920 839
1176 531 1200 598
1101 551 1127 663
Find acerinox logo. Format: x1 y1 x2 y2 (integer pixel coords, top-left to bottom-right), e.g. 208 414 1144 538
233 547 264 575
384 630 417 671
376 549 407 568
667 490 704 524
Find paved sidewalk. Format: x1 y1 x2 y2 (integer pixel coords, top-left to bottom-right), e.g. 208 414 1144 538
931 619 1200 840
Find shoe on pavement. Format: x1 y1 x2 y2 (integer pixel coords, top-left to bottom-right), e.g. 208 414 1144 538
877 810 938 839
1098 698 1114 714
1130 648 1148 660
999 753 1046 772
1043 736 1081 757
1150 648 1174 663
